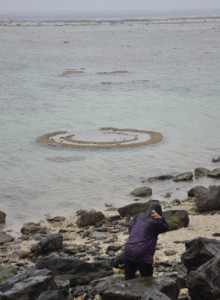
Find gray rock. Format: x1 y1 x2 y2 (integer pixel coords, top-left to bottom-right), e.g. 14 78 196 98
0 269 56 299
187 257 220 300
172 199 181 206
187 186 208 197
0 275 57 300
163 210 189 231
36 290 65 300
76 210 105 228
0 232 14 245
36 258 113 287
207 168 220 178
212 156 220 163
0 266 17 284
131 186 152 197
118 200 159 218
194 185 220 213
0 211 6 224
164 250 177 256
142 289 172 300
31 233 63 254
21 222 47 235
101 275 180 300
181 237 220 272
173 172 193 182
148 175 173 182
46 216 66 223
91 232 107 240
194 167 210 177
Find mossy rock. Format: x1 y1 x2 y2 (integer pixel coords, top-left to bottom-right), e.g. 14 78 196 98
164 210 190 231
0 266 17 283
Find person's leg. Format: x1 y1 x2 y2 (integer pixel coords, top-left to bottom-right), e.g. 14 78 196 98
138 262 153 277
124 259 138 280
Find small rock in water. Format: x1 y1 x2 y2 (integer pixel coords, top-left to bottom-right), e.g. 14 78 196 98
212 156 220 163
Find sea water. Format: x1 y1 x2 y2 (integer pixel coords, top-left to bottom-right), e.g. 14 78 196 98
0 15 220 234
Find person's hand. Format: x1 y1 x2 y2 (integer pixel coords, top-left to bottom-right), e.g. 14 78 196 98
151 210 162 220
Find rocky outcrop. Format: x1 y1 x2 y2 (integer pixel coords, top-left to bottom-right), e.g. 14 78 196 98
187 257 220 300
194 185 220 212
131 186 152 197
181 237 220 300
181 237 220 272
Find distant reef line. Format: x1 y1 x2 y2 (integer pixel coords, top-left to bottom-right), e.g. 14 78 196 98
0 16 220 27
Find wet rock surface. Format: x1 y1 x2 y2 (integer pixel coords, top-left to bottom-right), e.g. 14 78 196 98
173 172 193 182
181 237 220 272
0 212 6 224
194 185 220 212
207 168 220 178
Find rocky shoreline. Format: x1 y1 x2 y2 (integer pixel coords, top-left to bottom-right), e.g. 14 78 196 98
1 164 220 299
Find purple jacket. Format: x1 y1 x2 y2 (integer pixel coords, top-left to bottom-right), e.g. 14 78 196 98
124 202 169 264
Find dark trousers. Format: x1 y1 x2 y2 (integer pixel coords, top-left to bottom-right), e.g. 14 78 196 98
124 259 153 280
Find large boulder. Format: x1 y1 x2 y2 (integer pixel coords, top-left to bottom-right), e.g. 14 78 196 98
187 257 220 300
118 200 160 218
101 275 180 300
163 210 189 231
181 237 220 272
76 210 105 227
131 186 152 197
194 185 220 212
187 186 208 197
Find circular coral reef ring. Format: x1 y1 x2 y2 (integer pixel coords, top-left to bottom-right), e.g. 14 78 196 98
36 127 163 149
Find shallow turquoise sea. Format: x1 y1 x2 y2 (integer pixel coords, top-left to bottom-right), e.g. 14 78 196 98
0 18 220 234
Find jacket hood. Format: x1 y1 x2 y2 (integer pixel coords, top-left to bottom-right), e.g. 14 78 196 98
145 201 162 218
